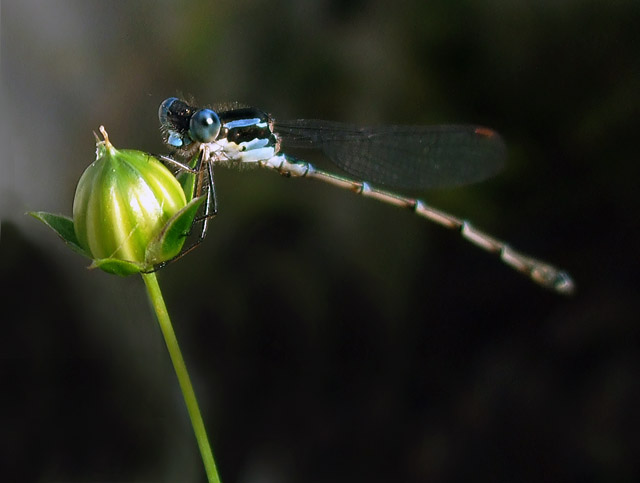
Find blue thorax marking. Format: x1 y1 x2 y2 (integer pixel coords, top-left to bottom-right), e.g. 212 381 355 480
225 118 261 129
218 108 278 153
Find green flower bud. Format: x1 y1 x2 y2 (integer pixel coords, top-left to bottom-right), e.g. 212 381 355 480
72 127 194 275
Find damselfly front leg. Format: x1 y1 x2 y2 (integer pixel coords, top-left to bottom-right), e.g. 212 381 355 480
152 148 219 270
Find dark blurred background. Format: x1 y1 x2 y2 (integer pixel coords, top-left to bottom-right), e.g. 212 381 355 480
1 1 639 482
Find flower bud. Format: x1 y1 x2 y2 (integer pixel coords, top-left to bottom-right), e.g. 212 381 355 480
72 127 191 275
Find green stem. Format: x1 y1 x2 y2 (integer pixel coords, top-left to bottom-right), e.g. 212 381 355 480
142 272 221 483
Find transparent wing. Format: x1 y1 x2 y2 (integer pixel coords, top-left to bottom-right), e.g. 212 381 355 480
274 120 507 191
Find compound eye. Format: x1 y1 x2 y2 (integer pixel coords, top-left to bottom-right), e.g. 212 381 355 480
158 97 179 125
189 109 221 143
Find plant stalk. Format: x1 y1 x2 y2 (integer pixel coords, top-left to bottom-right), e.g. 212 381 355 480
142 272 221 483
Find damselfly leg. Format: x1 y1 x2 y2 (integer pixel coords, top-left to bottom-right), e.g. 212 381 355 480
148 149 219 270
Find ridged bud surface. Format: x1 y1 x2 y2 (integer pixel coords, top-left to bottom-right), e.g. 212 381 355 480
73 130 187 268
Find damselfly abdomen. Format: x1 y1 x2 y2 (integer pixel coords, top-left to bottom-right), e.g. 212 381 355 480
158 97 574 294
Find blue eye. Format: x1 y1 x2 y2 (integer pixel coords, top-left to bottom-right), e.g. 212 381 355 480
190 109 221 143
158 97 179 126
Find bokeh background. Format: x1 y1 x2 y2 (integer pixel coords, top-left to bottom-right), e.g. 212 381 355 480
2 1 639 482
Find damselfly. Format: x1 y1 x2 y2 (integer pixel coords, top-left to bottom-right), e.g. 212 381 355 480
158 97 574 294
